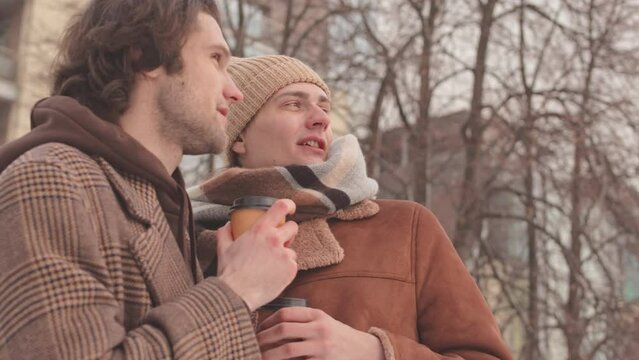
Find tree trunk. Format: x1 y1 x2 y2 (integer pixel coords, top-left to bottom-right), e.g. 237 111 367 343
566 2 598 357
231 0 246 57
566 116 585 360
524 121 539 360
279 0 294 54
517 2 540 359
455 0 496 262
366 67 393 177
411 0 440 206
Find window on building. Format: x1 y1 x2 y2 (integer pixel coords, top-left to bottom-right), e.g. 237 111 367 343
623 252 639 302
0 0 24 144
0 0 23 72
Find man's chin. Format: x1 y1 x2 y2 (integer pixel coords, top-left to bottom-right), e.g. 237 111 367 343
182 134 227 155
293 156 326 166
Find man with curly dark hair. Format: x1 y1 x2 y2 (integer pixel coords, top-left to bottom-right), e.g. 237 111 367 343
0 1 298 358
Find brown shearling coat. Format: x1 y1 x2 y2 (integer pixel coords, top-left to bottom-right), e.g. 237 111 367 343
278 199 513 359
0 143 260 359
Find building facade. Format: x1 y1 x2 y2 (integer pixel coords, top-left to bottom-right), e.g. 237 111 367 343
0 0 88 145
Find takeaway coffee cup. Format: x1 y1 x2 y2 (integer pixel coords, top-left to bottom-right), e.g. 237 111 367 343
257 297 307 328
256 297 307 354
230 196 281 240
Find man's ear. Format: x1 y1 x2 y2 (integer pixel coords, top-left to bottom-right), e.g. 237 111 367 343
231 134 247 155
141 66 164 80
130 46 164 80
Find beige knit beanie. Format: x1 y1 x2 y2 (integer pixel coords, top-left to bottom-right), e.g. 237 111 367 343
225 55 330 164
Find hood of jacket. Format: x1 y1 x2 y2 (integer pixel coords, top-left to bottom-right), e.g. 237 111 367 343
0 96 197 277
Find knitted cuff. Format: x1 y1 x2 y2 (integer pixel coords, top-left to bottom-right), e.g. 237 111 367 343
368 327 396 360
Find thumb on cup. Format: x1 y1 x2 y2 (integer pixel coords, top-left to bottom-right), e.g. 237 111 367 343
216 222 234 253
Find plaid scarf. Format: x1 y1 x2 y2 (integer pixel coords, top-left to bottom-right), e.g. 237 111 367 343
188 134 378 222
188 135 379 269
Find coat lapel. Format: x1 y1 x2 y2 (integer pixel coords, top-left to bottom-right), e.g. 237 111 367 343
97 158 194 305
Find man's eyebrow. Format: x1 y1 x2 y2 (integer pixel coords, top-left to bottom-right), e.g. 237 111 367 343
273 91 309 101
273 91 331 105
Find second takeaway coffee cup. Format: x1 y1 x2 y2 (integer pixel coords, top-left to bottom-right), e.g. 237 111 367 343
230 196 282 240
257 297 307 325
256 297 307 344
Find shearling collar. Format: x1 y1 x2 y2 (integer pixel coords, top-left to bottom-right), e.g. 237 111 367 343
293 200 379 270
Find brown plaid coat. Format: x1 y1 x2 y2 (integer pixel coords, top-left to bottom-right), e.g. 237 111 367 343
0 143 260 359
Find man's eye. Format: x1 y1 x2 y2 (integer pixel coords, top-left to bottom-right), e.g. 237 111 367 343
285 102 302 109
211 53 221 61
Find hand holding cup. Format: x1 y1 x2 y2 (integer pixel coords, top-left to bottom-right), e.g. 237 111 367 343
216 197 298 311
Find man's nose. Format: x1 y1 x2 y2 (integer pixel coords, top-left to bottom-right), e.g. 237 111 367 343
224 75 243 104
307 104 330 130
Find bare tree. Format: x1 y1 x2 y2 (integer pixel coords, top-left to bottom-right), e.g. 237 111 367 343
360 10 417 177
213 1 639 358
407 0 443 206
455 0 499 266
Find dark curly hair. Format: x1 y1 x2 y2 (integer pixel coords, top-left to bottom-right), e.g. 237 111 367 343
53 0 220 122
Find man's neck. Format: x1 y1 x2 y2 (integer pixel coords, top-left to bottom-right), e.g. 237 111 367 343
119 103 183 176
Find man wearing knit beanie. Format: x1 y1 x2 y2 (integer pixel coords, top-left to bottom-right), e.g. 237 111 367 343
199 54 513 360
225 55 332 167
